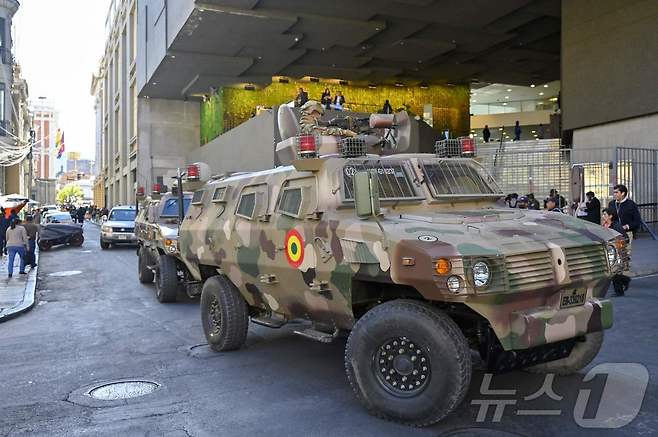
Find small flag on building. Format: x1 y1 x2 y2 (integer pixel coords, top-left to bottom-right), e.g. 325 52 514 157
56 131 65 159
55 129 62 149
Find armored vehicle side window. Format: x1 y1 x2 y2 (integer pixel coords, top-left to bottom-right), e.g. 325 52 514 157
236 193 256 219
278 188 302 217
192 190 205 205
342 159 420 201
421 160 503 197
212 187 228 202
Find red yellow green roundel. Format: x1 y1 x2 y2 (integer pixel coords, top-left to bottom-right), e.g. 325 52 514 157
285 229 304 268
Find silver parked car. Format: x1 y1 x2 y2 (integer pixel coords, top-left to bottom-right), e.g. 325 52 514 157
100 205 138 249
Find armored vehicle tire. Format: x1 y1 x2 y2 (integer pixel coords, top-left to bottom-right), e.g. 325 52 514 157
138 248 154 284
200 276 249 352
345 300 471 427
524 332 604 376
155 254 178 303
100 241 110 250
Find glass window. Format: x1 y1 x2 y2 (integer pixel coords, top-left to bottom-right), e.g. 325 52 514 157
236 193 256 219
212 187 227 202
278 188 302 217
192 190 205 204
0 83 5 123
160 198 191 217
342 159 419 201
421 160 502 197
109 209 136 221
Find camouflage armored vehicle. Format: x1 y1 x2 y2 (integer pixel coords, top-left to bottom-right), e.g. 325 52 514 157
178 127 626 426
135 188 198 302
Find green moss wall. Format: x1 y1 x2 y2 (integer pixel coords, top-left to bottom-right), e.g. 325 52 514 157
200 88 224 145
200 80 470 144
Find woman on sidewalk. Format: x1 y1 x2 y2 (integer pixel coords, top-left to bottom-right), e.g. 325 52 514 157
5 219 29 278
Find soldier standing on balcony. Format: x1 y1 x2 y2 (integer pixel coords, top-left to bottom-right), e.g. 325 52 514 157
299 101 357 137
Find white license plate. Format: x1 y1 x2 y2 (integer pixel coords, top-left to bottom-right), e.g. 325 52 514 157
118 235 128 240
560 289 587 309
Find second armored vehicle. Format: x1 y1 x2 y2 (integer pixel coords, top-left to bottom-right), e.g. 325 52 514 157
135 189 199 302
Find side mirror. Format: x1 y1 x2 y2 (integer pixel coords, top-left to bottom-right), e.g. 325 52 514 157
102 215 108 222
353 170 380 218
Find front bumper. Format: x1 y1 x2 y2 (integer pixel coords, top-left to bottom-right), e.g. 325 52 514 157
506 298 613 350
101 232 138 243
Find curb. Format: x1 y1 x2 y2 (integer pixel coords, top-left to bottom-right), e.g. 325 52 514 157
0 250 39 323
629 269 658 278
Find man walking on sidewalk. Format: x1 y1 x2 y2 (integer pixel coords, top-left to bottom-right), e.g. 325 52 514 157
22 215 39 269
608 184 641 240
608 184 641 294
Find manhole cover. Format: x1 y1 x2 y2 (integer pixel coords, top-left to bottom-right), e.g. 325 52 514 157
88 380 160 400
49 270 82 277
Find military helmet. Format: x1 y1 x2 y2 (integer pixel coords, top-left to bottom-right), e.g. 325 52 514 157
301 100 324 115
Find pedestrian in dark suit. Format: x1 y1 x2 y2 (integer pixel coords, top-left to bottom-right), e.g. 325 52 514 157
513 120 521 141
585 191 601 224
482 125 491 143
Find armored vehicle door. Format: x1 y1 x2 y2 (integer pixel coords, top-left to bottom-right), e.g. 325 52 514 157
262 175 353 326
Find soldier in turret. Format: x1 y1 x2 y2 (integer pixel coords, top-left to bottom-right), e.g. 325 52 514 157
299 100 357 137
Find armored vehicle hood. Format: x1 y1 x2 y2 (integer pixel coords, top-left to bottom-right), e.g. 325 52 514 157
385 209 615 254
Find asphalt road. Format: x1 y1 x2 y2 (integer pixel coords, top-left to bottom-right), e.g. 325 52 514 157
1 223 657 436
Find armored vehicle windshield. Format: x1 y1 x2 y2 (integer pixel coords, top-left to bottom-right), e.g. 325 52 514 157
419 158 502 197
160 197 192 218
342 158 422 201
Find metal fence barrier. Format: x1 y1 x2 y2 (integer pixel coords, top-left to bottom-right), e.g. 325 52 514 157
477 140 571 202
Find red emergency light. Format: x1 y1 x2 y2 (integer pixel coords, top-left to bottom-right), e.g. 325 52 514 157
136 186 145 196
461 138 475 156
298 135 317 158
187 164 200 180
153 183 161 193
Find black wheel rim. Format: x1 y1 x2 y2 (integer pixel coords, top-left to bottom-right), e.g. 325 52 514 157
373 336 431 397
207 296 221 336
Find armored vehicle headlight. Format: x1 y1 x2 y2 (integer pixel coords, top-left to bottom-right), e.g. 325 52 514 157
446 276 462 294
435 258 452 275
606 244 618 267
164 238 178 254
472 261 491 288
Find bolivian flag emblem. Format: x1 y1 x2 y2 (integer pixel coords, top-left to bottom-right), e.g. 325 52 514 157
285 229 304 268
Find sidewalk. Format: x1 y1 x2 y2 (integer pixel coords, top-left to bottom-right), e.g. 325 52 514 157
629 236 658 277
0 249 39 322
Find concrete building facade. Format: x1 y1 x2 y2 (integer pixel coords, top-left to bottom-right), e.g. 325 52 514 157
0 0 33 198
94 0 140 207
30 97 57 180
562 0 658 149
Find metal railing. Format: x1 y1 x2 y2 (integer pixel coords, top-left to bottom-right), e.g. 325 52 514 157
471 98 558 115
476 139 571 202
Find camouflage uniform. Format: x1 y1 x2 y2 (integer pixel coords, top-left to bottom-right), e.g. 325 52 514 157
299 100 355 137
